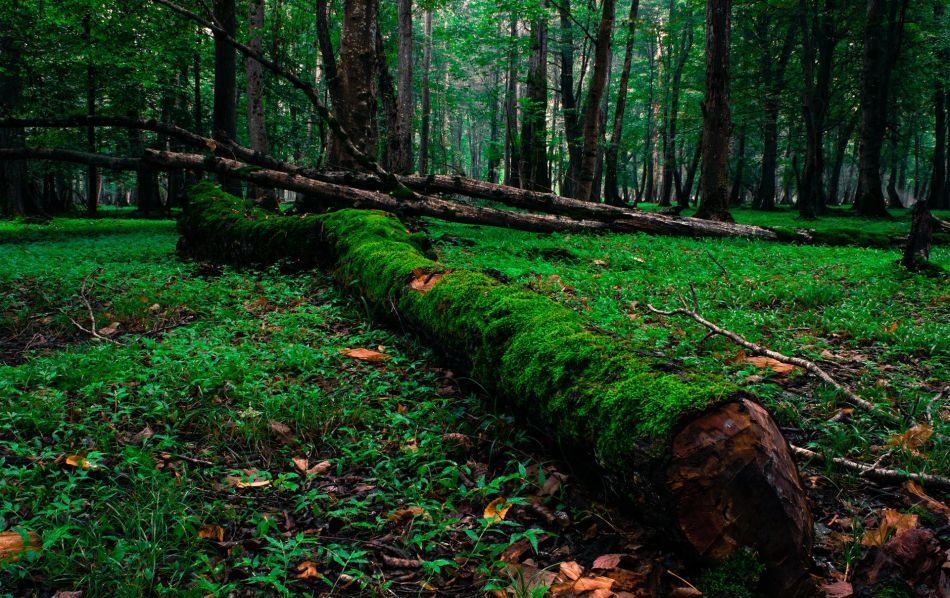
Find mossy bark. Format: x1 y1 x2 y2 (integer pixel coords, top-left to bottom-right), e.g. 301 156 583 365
180 182 814 596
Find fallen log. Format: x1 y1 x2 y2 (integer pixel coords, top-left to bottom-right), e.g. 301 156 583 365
179 182 815 596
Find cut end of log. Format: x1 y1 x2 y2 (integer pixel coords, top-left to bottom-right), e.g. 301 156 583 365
666 399 814 597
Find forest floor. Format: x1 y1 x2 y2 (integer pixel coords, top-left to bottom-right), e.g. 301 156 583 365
1 207 948 597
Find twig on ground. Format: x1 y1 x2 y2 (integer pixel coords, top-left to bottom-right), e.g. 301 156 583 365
69 268 122 345
790 444 950 491
646 301 880 413
703 248 729 278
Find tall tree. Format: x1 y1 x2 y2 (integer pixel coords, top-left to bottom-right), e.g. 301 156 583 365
520 10 550 191
83 13 99 214
573 0 615 202
696 0 733 221
394 0 414 173
327 0 380 168
798 0 839 219
0 0 34 216
246 0 276 207
213 0 241 195
558 0 581 196
603 0 640 205
853 0 909 217
419 9 433 173
659 3 693 208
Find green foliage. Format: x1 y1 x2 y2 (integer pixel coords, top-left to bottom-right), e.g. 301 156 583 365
698 547 766 598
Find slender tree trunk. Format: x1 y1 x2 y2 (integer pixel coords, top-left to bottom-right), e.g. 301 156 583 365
729 128 746 205
558 0 582 196
315 0 343 111
573 0 615 201
213 0 241 195
246 0 276 208
696 0 733 221
660 10 693 207
376 27 400 171
520 10 550 191
679 132 702 207
393 0 413 173
886 133 902 207
487 67 501 183
327 0 380 169
854 0 908 217
754 18 795 211
419 10 433 174
0 0 34 217
827 116 856 205
83 13 99 215
604 0 640 205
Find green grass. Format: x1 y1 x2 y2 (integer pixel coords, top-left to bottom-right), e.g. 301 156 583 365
0 218 565 596
428 218 950 479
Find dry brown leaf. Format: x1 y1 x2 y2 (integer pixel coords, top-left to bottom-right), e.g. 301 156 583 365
743 356 796 374
225 468 271 488
294 560 322 579
97 322 120 336
65 454 94 469
304 460 332 477
50 592 84 598
268 420 294 444
572 576 615 592
382 554 422 568
500 538 533 563
884 322 899 333
292 456 309 473
669 588 703 598
887 424 933 455
861 509 918 546
821 580 854 597
388 506 426 522
484 497 512 522
539 471 566 497
341 347 391 362
205 139 217 151
409 270 444 294
197 524 224 541
903 480 950 522
0 530 40 562
592 553 623 570
559 560 584 581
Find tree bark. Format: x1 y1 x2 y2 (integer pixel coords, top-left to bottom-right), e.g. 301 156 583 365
246 0 276 208
754 14 795 210
315 0 343 111
660 7 693 208
394 0 414 173
419 10 433 174
520 9 551 192
83 13 99 215
179 186 815 597
854 0 908 218
503 15 521 187
729 127 746 206
603 0 640 205
327 0 380 169
696 0 733 221
573 0 615 202
0 0 35 217
376 27 401 172
212 0 241 196
558 0 582 196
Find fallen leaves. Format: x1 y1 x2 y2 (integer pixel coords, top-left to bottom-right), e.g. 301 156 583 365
886 424 933 455
742 356 797 374
861 509 918 547
0 530 40 562
64 454 95 469
224 468 271 489
387 506 426 523
341 347 391 362
293 560 322 579
484 497 512 522
820 580 853 598
903 481 950 522
291 457 332 477
197 524 224 541
409 270 444 294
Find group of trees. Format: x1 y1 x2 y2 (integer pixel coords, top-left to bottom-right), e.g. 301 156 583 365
0 0 948 223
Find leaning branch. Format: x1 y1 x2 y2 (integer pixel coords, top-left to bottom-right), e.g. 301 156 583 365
645 302 880 413
0 147 141 171
790 444 950 491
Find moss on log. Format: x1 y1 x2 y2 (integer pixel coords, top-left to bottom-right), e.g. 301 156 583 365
179 183 814 596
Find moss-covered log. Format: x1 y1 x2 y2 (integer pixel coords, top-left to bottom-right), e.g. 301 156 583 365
184 182 813 594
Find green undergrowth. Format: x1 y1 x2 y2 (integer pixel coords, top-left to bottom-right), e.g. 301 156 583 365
0 216 574 596
427 218 950 480
182 183 737 466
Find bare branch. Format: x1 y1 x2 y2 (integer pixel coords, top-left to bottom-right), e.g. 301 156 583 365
791 444 950 491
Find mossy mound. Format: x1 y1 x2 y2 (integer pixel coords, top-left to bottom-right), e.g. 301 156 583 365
180 183 737 473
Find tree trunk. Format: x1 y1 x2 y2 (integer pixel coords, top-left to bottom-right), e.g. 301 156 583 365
419 10 433 174
212 0 241 196
520 10 550 192
854 0 908 218
696 0 733 221
558 0 582 196
376 27 400 172
83 13 99 215
604 0 640 205
180 185 815 597
0 0 34 217
394 0 414 173
729 128 746 206
827 115 856 205
315 0 343 111
660 9 693 208
573 0 615 202
246 0 276 209
487 66 501 183
327 0 380 169
753 15 795 211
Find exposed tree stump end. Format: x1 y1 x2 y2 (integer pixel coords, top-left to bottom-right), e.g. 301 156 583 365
667 399 814 597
